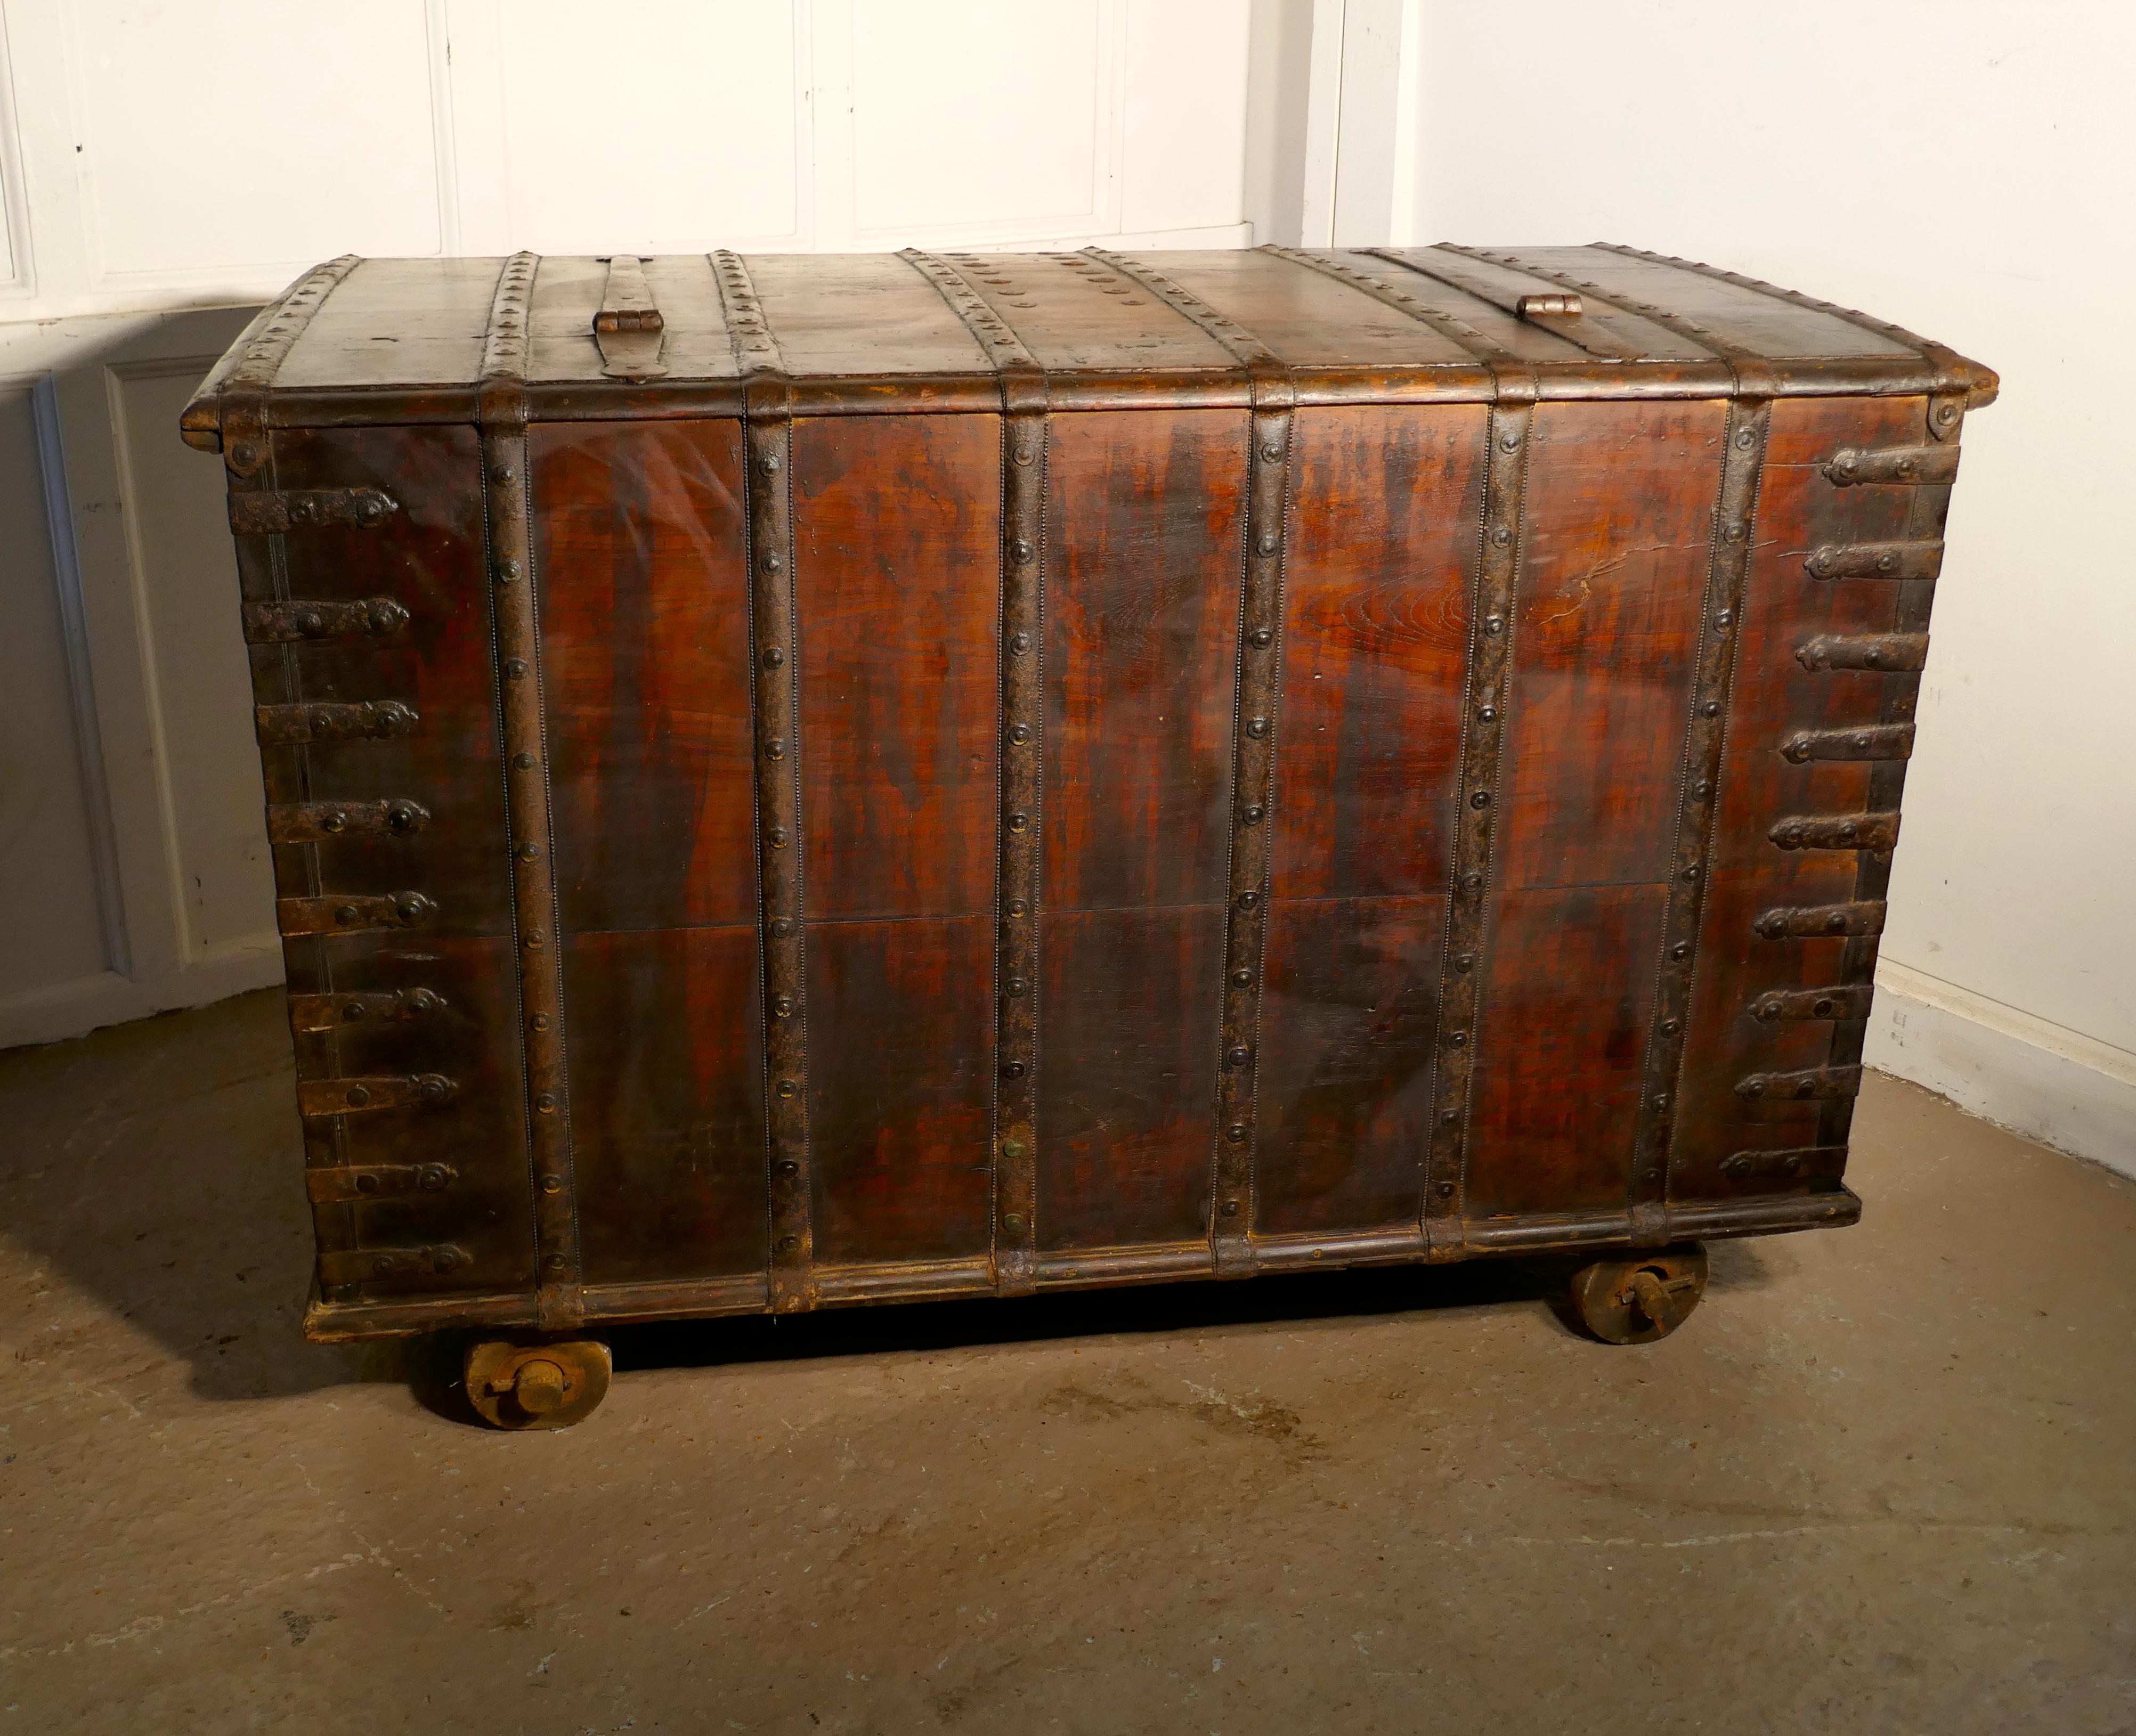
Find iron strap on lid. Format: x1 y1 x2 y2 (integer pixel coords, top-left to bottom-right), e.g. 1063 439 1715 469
899 249 1050 1295
1083 248 1297 1280
712 249 817 1314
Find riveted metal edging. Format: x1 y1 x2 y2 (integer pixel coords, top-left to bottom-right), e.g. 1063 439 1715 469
1477 248 1791 1242
712 249 817 1314
479 249 584 1330
1269 245 1537 1260
1085 248 1297 1278
900 250 1050 1295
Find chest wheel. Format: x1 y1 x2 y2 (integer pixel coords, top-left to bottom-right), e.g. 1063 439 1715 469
465 1336 612 1429
1566 1243 1708 1344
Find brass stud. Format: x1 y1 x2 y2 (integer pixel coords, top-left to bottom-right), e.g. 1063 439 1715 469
1249 626 1274 648
322 810 347 833
1010 632 1031 655
1256 532 1278 556
762 552 783 574
1226 1046 1250 1069
1232 968 1252 987
1225 1123 1248 1143
1002 1059 1026 1079
1435 1180 1456 1199
1237 890 1258 910
775 1079 798 1099
777 1159 799 1176
505 658 528 680
1671 941 1691 959
1003 1212 1026 1232
773 995 795 1017
531 1012 550 1032
771 918 795 938
345 1086 371 1107
1001 1139 1025 1159
1220 1200 1241 1217
1491 526 1512 547
1009 723 1033 745
1448 1031 1468 1048
541 1173 563 1193
764 646 785 669
1246 716 1270 738
514 751 536 769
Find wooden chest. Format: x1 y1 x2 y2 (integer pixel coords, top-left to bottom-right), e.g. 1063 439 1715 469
184 244 1993 1426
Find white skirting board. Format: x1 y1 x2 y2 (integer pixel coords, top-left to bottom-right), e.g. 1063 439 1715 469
1868 960 2136 1181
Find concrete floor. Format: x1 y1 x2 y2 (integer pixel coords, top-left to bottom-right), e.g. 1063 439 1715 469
1 990 2132 1734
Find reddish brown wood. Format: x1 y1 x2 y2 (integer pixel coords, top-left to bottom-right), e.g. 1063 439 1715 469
1043 409 1244 912
563 926 767 1285
1255 894 1446 1236
186 247 1992 1349
1038 906 1225 1252
1272 404 1483 900
532 420 756 932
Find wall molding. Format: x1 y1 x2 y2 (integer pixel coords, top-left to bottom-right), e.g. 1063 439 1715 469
1869 958 2136 1181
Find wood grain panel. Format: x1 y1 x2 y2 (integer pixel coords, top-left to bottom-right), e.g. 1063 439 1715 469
1464 884 1666 1219
1044 410 1244 912
1254 895 1444 1237
533 419 756 933
1671 395 1927 1199
794 414 1000 921
271 425 510 936
1272 404 1483 899
1037 906 1224 1252
564 926 767 1286
806 917 994 1267
1499 398 1726 891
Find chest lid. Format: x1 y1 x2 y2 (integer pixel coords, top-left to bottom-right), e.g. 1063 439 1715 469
181 243 1995 452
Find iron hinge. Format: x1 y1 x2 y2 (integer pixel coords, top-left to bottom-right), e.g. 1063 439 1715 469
1796 633 1929 674
277 891 436 936
268 798 431 844
316 1244 469 1285
306 1162 458 1203
1768 812 1900 852
297 1073 457 1117
1805 540 1944 581
1750 984 1873 1023
288 987 448 1032
1780 723 1914 764
255 700 419 746
1753 901 1887 941
242 597 409 644
594 254 667 379
229 487 399 534
1737 1066 1862 1102
1720 1146 1847 1179
1823 445 1961 487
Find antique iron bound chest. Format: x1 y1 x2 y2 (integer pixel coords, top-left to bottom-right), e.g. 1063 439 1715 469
184 244 1993 1427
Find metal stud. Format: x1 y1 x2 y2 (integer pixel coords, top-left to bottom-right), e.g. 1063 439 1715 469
1249 626 1274 648
764 646 785 669
513 751 535 770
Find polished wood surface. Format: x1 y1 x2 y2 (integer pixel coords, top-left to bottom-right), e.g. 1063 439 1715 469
194 245 1990 1338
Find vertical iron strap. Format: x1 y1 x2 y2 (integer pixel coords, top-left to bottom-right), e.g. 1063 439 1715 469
1490 249 1785 1237
712 250 816 1314
1423 392 1534 1256
1268 247 1539 1258
1629 397 1771 1230
478 250 584 1327
1084 248 1295 1279
217 256 362 1287
897 251 1049 1295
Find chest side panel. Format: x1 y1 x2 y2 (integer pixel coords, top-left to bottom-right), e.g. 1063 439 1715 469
532 419 767 1288
1037 408 1245 1253
247 424 534 1306
1463 398 1729 1220
1254 401 1484 1238
793 413 1002 1269
1671 394 1942 1200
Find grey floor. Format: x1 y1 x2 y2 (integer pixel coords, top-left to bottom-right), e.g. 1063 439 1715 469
2 988 2132 1733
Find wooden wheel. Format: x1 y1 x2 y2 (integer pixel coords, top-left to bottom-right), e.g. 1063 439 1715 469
1566 1243 1709 1344
465 1336 612 1430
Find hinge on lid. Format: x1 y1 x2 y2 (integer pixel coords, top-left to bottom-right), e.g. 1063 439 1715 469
1516 291 1582 319
229 487 399 534
594 255 667 379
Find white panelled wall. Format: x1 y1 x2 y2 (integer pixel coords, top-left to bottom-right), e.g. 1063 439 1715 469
3 1 2121 1185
